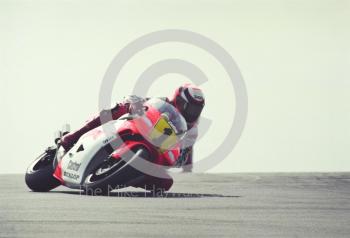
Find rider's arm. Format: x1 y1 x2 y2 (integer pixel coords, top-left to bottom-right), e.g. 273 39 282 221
182 124 198 148
60 95 146 150
182 146 193 172
177 125 198 171
84 95 145 127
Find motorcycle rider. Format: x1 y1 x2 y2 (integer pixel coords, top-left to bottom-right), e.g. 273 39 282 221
60 83 205 190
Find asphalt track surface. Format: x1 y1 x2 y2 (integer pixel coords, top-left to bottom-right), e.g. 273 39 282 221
1 173 349 238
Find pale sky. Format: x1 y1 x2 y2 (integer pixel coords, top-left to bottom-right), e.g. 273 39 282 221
1 0 349 173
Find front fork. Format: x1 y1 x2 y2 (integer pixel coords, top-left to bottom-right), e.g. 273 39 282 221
52 123 71 165
51 124 71 182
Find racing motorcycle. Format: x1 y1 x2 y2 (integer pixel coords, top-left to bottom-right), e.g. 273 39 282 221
25 98 187 195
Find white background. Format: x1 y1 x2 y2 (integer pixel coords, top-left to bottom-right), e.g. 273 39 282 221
1 0 349 173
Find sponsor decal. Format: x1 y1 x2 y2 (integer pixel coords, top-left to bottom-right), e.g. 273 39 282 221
63 171 80 180
103 135 114 145
67 160 81 171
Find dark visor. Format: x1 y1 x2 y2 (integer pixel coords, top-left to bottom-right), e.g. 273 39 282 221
183 102 203 123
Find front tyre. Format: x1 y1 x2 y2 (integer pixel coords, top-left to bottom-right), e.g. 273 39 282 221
25 147 61 192
83 147 150 195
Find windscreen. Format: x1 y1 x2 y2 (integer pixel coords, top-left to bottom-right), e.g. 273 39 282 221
146 98 187 135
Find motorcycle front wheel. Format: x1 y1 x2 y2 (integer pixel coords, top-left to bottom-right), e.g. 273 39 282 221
83 146 150 195
25 148 61 192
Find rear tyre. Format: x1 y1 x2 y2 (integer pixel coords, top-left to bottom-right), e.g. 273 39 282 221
25 147 61 192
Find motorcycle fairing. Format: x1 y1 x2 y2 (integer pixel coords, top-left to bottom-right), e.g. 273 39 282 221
56 120 123 188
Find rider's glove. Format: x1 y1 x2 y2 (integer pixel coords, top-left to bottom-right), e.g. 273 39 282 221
123 95 145 116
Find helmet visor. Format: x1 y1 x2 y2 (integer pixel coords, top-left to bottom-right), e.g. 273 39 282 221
182 102 204 123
